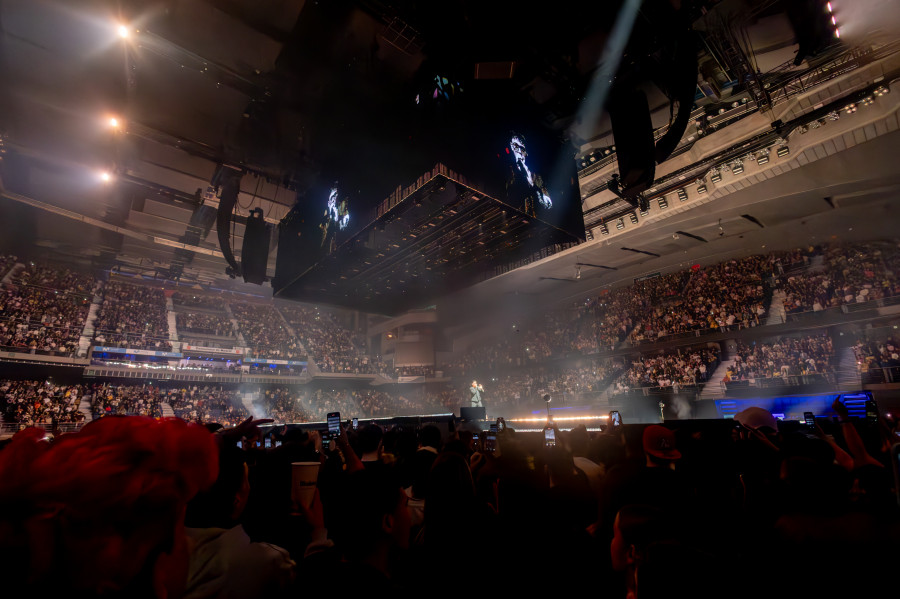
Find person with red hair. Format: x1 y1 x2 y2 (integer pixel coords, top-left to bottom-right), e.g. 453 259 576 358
0 416 218 598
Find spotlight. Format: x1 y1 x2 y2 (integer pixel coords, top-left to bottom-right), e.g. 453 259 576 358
117 24 130 39
844 103 857 114
777 146 790 157
657 197 668 210
834 28 840 38
600 223 609 235
615 218 625 230
756 152 769 165
711 172 722 183
874 86 890 97
677 188 688 201
575 266 581 280
697 184 707 194
99 171 112 182
732 162 744 175
629 212 638 224
826 2 832 11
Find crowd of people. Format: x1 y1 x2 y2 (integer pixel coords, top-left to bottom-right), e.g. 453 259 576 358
231 302 303 359
253 386 457 423
279 304 371 373
780 242 900 314
446 245 900 377
0 263 96 356
725 334 835 386
612 347 720 393
628 256 771 343
391 365 435 378
0 379 86 425
93 280 173 351
171 291 227 310
176 311 235 337
166 386 251 426
0 264 96 355
0 287 90 355
853 329 900 384
91 383 164 419
4 399 897 598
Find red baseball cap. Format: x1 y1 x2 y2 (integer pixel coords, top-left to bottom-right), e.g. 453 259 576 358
642 425 681 460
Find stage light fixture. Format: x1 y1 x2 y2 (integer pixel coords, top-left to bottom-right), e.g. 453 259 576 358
629 212 638 224
834 28 840 38
874 86 890 97
777 146 789 157
99 171 112 182
697 184 707 194
657 197 668 209
756 152 769 165
732 162 744 175
639 206 649 216
710 171 722 183
677 188 688 201
600 223 609 235
616 218 625 230
117 24 130 39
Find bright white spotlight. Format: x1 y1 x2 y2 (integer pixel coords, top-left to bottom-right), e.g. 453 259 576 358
99 171 112 182
117 24 129 39
108 117 119 128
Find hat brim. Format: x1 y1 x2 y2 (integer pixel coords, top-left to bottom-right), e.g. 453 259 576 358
647 448 682 460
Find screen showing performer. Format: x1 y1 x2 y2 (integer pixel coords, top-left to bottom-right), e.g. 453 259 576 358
320 185 351 254
506 134 552 217
470 380 484 407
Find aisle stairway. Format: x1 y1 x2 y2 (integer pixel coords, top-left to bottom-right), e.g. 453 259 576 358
77 300 103 357
78 393 93 423
699 359 735 401
160 402 175 418
765 290 787 326
224 303 247 348
1 263 23 285
808 254 825 273
241 392 260 418
834 346 861 389
167 309 180 352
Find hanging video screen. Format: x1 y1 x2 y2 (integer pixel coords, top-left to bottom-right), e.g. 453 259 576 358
320 185 351 254
499 130 585 240
274 183 352 289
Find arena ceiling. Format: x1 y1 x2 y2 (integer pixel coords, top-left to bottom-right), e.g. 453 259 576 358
0 0 898 308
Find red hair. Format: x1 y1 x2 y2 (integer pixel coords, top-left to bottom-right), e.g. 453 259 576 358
0 417 218 596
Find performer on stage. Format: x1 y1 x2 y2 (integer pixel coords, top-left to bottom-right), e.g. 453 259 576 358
469 380 484 408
